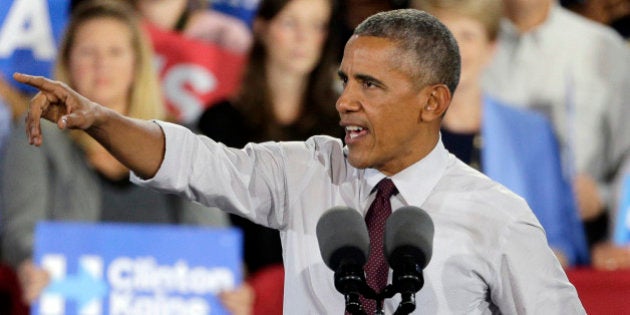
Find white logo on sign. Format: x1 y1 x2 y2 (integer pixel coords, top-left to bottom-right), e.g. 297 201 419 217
0 0 56 59
39 255 105 315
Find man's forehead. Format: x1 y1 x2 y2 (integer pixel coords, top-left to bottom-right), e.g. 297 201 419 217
340 35 400 70
344 35 398 53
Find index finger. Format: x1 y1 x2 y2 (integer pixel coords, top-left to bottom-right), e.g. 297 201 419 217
14 72 77 109
13 72 59 94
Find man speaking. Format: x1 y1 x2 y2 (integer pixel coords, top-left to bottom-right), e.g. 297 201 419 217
15 8 584 314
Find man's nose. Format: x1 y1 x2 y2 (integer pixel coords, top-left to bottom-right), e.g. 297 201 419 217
336 85 360 114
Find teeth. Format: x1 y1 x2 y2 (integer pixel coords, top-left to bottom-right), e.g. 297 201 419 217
346 126 364 139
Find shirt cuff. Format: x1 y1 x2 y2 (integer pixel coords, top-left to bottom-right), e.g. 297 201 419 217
129 120 189 189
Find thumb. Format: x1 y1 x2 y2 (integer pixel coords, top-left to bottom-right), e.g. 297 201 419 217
59 105 98 130
59 113 86 130
58 115 69 129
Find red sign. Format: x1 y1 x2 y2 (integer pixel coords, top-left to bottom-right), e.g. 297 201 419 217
145 22 246 124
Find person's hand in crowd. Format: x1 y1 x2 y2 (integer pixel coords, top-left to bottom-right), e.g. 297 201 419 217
185 10 253 54
574 173 605 220
12 73 104 146
17 259 51 303
219 282 255 315
592 242 630 270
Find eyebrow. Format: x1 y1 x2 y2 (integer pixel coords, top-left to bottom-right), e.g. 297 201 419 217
337 70 385 87
355 74 384 86
337 69 346 80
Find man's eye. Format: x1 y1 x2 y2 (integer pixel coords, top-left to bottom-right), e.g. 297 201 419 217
363 81 375 88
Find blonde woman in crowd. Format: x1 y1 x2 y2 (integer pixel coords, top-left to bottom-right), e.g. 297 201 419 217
0 1 247 311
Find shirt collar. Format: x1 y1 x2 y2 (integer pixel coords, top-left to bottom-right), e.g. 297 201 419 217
363 139 449 207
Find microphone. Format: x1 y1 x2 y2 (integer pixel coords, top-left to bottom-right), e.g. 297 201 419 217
317 207 370 314
384 206 434 315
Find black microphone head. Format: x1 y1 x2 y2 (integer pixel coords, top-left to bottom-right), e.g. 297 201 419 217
384 206 434 270
316 207 370 271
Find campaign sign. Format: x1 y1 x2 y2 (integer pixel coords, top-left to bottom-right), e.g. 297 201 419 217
33 221 242 315
614 174 630 245
145 23 246 125
0 0 69 93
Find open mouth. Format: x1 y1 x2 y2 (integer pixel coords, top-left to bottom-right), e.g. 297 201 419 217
345 126 368 141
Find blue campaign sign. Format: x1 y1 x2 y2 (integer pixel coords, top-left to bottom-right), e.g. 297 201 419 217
0 0 69 93
211 0 261 28
614 174 630 245
33 221 242 315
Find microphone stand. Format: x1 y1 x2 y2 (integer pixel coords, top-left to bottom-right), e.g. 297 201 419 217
335 262 370 315
376 285 397 314
391 256 424 315
336 260 424 315
393 291 416 315
358 260 424 315
344 293 366 315
337 270 389 315
343 280 420 315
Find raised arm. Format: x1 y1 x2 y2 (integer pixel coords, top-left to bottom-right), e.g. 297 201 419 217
14 72 164 179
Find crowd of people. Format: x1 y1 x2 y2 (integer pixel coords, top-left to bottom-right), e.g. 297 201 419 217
1 0 629 314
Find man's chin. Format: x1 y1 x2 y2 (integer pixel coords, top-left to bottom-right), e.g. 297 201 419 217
346 154 371 170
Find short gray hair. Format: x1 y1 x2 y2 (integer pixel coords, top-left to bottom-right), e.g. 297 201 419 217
354 9 461 94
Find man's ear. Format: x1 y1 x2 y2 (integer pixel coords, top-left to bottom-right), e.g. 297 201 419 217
420 84 451 122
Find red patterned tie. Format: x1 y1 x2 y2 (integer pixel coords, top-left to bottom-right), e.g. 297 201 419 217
361 178 398 314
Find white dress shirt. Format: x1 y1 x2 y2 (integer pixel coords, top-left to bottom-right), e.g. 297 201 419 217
132 121 585 314
483 5 630 208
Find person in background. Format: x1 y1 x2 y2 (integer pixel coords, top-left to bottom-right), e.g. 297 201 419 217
411 0 589 267
0 2 252 313
198 0 342 144
482 0 630 268
15 8 584 313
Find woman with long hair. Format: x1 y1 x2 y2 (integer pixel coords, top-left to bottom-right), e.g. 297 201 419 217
1 0 227 305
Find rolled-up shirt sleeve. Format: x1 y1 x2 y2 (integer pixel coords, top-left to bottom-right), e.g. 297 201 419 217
131 120 285 228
